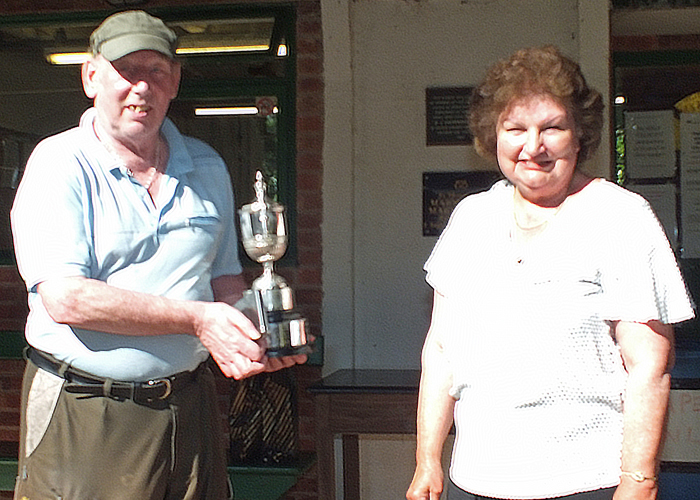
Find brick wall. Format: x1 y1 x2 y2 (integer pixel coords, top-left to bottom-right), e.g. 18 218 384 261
0 1 325 498
0 266 28 464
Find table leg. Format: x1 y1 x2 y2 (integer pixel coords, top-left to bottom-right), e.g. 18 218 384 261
342 434 360 499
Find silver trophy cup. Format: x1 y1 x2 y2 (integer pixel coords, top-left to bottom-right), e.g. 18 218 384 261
237 171 310 357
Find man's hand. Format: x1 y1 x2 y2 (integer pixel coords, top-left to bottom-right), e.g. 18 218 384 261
196 296 309 379
209 274 308 378
264 352 309 372
195 301 268 380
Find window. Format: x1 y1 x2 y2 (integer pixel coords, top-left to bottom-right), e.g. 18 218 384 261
0 5 297 264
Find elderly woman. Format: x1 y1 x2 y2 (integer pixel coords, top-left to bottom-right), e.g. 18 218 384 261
407 46 694 500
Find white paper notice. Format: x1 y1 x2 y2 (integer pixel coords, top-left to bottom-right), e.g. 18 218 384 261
680 113 700 258
625 110 676 179
628 183 678 249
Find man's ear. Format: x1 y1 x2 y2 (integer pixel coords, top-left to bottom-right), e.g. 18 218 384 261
169 61 182 100
81 58 98 99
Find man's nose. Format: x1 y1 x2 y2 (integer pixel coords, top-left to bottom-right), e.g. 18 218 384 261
132 79 149 93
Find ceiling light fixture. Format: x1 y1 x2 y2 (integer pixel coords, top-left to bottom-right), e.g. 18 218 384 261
45 51 90 65
194 106 279 116
195 106 259 116
46 43 278 65
175 44 269 56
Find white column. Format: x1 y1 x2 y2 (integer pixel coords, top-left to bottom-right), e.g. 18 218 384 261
578 0 612 179
321 0 356 375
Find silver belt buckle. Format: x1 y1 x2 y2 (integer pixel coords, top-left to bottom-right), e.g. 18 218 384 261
146 378 172 400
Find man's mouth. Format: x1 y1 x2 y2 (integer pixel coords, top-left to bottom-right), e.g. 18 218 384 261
127 105 150 113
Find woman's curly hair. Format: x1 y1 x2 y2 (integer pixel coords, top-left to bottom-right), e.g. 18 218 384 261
469 46 604 163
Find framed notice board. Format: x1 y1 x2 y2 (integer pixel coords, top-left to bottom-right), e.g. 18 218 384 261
426 87 473 146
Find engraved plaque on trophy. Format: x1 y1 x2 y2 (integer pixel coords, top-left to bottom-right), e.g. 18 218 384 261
237 171 310 357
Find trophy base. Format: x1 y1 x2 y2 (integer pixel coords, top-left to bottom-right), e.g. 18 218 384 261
264 314 310 358
266 343 314 358
234 290 311 358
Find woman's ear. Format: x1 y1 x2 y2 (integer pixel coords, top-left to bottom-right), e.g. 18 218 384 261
81 58 98 99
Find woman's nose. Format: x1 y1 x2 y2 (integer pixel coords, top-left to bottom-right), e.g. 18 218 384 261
522 129 544 157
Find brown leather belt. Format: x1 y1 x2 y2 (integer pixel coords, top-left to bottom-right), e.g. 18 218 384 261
26 347 203 405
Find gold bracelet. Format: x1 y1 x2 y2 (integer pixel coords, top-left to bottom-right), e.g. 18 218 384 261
621 470 658 483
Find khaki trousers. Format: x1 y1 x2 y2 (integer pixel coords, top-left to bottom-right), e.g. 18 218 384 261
14 359 232 500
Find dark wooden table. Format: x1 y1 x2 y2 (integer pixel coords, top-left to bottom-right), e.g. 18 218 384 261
308 369 420 500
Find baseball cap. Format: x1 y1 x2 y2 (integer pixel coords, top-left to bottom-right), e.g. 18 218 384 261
89 10 178 61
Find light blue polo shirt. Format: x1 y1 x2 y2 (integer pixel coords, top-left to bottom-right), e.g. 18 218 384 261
11 108 243 381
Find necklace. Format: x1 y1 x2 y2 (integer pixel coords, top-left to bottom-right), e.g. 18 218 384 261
125 139 164 190
100 135 165 191
513 212 552 231
511 195 563 263
512 191 564 232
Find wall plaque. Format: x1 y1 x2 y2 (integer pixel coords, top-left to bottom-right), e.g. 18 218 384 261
426 87 473 146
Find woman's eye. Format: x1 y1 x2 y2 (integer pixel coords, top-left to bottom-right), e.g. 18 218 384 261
546 122 569 131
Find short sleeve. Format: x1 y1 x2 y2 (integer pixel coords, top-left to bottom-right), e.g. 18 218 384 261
600 197 694 325
425 181 509 298
11 134 94 291
424 199 470 296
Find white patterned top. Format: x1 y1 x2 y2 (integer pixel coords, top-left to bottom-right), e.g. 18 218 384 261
424 178 694 499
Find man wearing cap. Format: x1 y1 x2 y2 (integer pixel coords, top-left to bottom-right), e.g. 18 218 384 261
11 10 305 500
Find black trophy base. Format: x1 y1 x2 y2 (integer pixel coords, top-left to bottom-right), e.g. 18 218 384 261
263 312 310 358
266 343 314 358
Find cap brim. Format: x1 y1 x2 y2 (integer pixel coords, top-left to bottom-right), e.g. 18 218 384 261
99 34 175 61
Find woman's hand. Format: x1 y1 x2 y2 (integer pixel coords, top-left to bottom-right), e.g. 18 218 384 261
407 291 455 500
612 476 658 500
406 462 444 500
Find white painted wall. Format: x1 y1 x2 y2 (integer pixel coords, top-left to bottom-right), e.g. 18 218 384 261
322 0 610 375
321 1 612 497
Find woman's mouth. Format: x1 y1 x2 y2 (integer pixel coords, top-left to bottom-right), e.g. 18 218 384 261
518 159 553 171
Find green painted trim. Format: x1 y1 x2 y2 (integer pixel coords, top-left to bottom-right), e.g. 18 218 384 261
0 459 16 491
613 50 700 68
228 452 315 500
0 453 315 497
0 331 25 359
306 335 323 366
